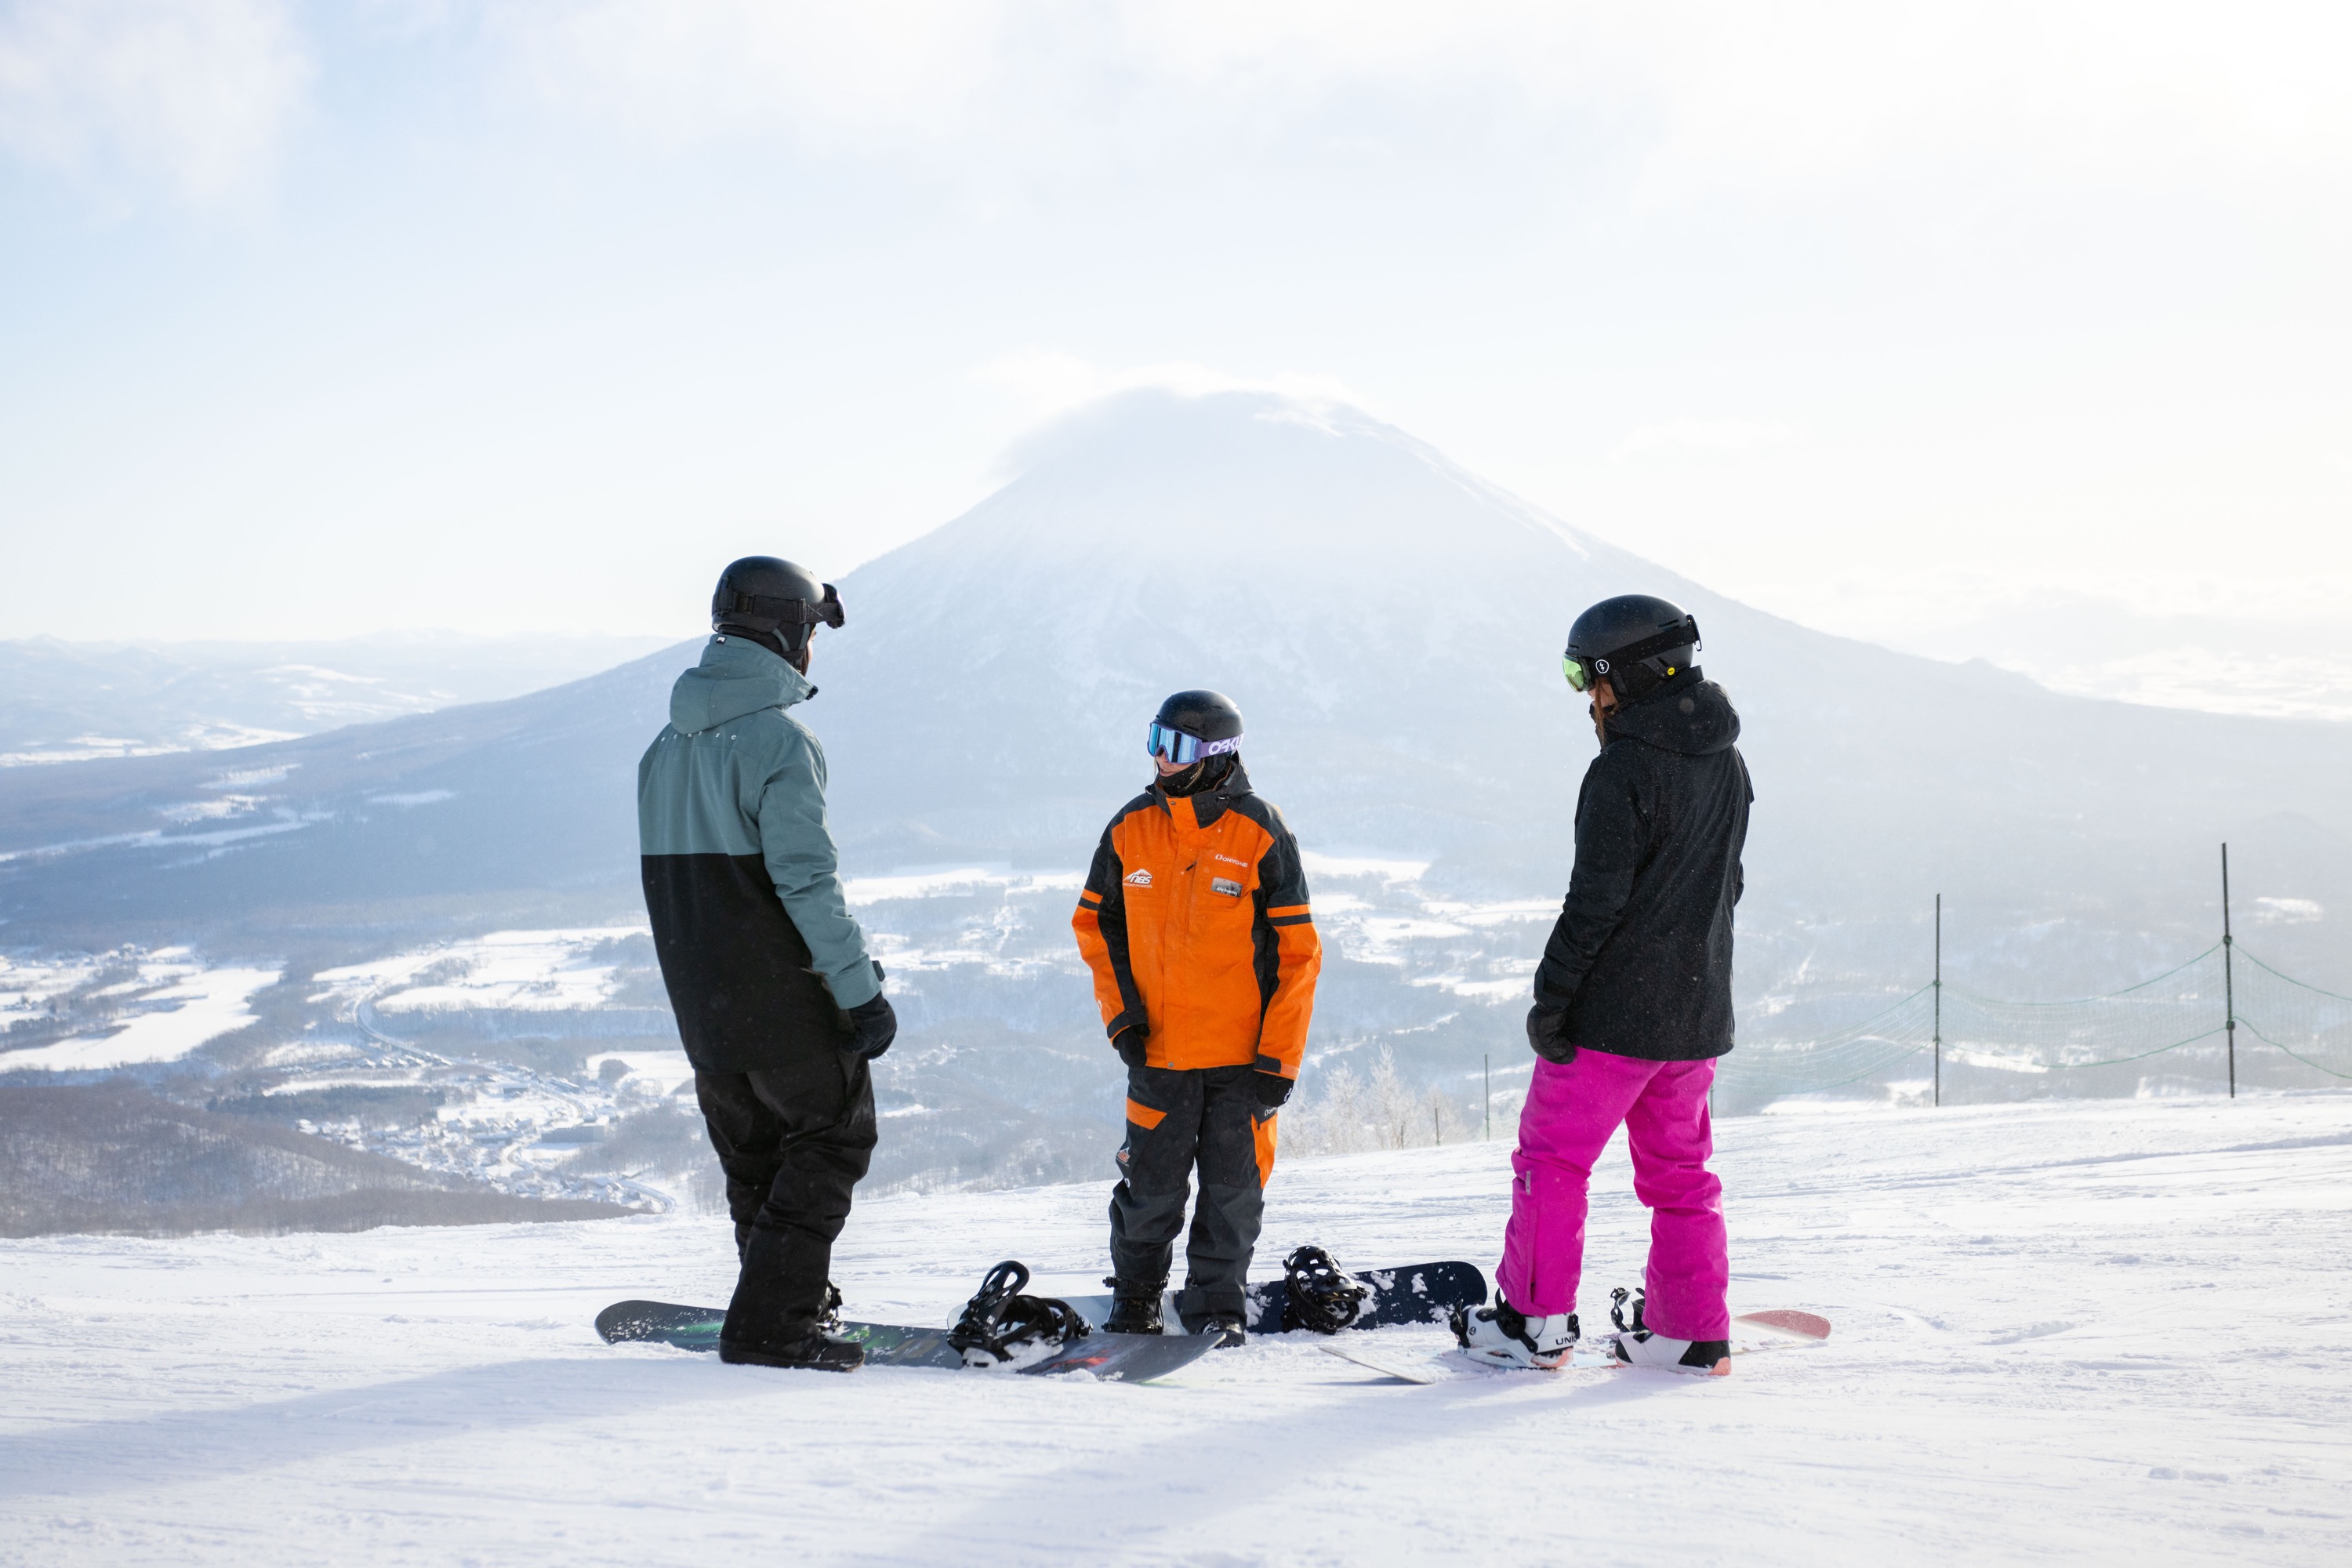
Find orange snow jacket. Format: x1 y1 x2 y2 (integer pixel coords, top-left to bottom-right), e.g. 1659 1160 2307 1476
1071 763 1322 1078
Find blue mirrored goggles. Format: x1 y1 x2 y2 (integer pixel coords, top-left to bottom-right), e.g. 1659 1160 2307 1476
1147 722 1243 765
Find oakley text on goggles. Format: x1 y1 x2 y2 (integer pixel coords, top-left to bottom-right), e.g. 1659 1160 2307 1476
1148 722 1243 765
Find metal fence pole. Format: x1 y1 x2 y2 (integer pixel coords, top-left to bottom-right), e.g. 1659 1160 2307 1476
2223 843 2236 1100
1483 1054 1491 1141
1933 893 1943 1109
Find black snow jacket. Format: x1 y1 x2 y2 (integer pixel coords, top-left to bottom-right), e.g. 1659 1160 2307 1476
1533 668 1752 1060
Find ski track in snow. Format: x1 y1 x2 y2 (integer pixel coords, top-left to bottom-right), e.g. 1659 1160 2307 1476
2 1095 2347 1566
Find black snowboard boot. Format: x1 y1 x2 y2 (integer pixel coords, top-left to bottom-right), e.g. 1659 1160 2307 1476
1193 1313 1247 1348
719 1328 864 1372
1102 1276 1166 1335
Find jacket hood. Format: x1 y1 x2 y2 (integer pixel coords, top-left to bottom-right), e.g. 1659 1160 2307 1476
1606 670 1740 756
668 634 813 734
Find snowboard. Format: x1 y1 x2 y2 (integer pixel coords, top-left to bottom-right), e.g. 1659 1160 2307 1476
1062 1260 1488 1337
1319 1308 1832 1385
593 1299 1219 1382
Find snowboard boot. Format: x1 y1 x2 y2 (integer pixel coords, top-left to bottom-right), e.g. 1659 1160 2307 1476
1451 1295 1577 1369
1282 1244 1370 1334
1102 1276 1167 1335
718 1328 864 1373
1193 1313 1247 1348
1607 1287 1730 1376
949 1260 1091 1370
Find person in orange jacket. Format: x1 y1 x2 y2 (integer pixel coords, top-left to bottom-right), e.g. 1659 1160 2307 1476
1071 689 1323 1344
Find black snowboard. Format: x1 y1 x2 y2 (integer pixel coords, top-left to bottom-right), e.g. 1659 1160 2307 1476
1062 1260 1488 1336
593 1299 1218 1382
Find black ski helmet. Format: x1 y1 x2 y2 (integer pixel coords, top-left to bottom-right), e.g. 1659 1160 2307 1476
710 556 844 655
1564 594 1701 701
1154 689 1243 743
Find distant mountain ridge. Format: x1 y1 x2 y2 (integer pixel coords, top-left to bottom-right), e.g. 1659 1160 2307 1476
2 390 2348 996
0 633 670 766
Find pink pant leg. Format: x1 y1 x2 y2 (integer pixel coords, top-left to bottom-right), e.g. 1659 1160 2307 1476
1622 1058 1729 1339
1495 1050 1655 1317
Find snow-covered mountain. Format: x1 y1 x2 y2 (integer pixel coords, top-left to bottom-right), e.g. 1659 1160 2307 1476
3 389 2349 1196
5 390 2351 985
0 632 670 767
808 390 2352 993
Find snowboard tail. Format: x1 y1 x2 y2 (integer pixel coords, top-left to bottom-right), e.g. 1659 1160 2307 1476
593 1300 1215 1382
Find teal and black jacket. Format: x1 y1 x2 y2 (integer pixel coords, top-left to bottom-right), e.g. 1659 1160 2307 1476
637 635 878 1071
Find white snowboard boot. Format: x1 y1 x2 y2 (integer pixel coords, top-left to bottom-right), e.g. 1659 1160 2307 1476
1606 1287 1730 1376
1450 1297 1577 1369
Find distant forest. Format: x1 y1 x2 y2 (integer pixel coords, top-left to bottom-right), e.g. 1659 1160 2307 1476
0 1080 631 1237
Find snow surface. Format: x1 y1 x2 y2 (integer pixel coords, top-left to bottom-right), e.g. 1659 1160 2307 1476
0 960 280 1073
310 927 648 1018
3 1094 2347 1566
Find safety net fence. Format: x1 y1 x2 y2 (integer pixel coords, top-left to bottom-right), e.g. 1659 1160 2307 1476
1716 944 2352 1110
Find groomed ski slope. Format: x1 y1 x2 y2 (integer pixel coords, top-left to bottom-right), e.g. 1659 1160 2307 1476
4 1094 2347 1566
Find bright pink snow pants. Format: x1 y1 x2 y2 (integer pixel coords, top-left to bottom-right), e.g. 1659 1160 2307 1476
1496 1049 1728 1340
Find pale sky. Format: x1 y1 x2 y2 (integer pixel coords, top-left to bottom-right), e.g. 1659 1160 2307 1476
3 1 2348 651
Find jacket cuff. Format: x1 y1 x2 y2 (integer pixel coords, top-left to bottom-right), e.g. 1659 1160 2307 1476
1106 1010 1142 1041
829 961 883 1011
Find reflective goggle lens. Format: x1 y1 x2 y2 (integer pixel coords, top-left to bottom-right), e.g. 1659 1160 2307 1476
1146 722 1243 764
1562 655 1593 693
1147 722 1202 764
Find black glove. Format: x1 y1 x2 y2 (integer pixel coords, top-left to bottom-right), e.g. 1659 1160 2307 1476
1254 1072 1294 1109
844 993 897 1061
1112 1022 1149 1069
1526 1004 1575 1065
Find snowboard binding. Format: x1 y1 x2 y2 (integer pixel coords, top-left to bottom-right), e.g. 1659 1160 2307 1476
1282 1244 1371 1334
1609 1285 1730 1374
949 1260 1092 1370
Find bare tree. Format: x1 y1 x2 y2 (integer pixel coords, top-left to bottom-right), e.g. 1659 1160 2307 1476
1322 1061 1366 1154
1369 1047 1417 1150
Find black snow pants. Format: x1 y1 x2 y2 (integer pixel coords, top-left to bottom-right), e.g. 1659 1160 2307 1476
695 1042 877 1348
1109 1062 1276 1325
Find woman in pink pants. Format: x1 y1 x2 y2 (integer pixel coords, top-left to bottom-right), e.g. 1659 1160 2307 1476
1456 593 1751 1374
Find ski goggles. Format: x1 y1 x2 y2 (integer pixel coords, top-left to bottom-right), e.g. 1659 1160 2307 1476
714 583 844 630
1147 722 1243 765
1562 616 1702 694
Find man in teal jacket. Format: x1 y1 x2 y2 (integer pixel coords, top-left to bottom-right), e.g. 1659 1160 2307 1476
638 555 895 1372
